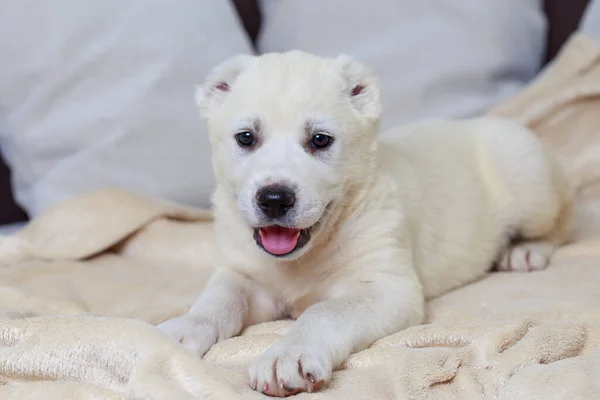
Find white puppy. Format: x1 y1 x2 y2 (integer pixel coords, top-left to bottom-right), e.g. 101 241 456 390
158 51 572 397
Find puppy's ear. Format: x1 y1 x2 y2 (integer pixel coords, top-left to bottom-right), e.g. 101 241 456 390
332 55 381 120
196 54 255 117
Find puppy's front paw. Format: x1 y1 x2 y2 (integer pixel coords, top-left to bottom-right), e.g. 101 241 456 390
156 315 218 357
249 341 332 397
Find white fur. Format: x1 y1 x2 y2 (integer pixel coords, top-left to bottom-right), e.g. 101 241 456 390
158 51 573 397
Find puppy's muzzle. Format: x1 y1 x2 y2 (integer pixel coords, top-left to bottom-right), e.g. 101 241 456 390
256 185 296 219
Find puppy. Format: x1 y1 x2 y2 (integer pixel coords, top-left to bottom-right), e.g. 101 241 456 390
158 51 572 397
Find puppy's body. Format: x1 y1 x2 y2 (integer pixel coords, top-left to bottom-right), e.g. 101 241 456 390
158 52 572 397
379 118 571 297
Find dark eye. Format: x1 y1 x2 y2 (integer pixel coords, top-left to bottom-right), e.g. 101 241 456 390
311 133 333 149
235 131 255 147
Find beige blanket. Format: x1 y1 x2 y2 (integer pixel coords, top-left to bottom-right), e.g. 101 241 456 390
3 33 600 400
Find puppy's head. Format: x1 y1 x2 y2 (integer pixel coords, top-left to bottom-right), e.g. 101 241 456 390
198 51 381 259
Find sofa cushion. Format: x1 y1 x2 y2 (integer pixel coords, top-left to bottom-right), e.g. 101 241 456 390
580 0 600 43
0 0 253 216
259 0 548 131
0 0 591 224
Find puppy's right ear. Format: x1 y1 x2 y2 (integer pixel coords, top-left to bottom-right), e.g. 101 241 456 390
196 54 255 117
332 55 381 121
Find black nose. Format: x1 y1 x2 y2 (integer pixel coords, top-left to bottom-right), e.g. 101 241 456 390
256 185 296 219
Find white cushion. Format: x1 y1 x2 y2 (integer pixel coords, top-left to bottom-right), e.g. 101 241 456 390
259 0 547 131
0 0 253 215
581 0 600 43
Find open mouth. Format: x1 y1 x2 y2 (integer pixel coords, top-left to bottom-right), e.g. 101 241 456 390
253 226 312 257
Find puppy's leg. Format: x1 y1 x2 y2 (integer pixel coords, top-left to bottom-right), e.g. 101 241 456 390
157 269 278 356
498 172 573 273
497 240 557 272
249 275 423 397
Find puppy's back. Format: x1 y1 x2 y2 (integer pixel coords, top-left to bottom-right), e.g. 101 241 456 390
377 117 571 297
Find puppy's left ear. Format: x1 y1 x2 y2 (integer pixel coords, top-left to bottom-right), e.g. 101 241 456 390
195 54 255 118
333 55 381 120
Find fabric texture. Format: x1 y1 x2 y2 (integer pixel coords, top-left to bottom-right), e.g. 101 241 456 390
259 0 547 131
0 33 600 399
0 0 254 217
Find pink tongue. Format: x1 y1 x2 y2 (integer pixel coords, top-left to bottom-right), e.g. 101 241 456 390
259 226 301 255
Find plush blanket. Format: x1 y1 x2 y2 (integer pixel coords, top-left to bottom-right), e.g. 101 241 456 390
2 33 600 400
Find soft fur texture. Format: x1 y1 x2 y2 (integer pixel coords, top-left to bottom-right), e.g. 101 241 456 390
158 51 572 397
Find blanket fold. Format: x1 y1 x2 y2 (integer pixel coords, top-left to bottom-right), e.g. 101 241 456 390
0 188 212 265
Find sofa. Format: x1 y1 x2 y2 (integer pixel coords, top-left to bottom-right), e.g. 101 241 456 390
0 0 592 229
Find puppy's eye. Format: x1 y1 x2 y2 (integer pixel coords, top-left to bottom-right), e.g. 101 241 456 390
311 133 333 149
235 131 255 147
